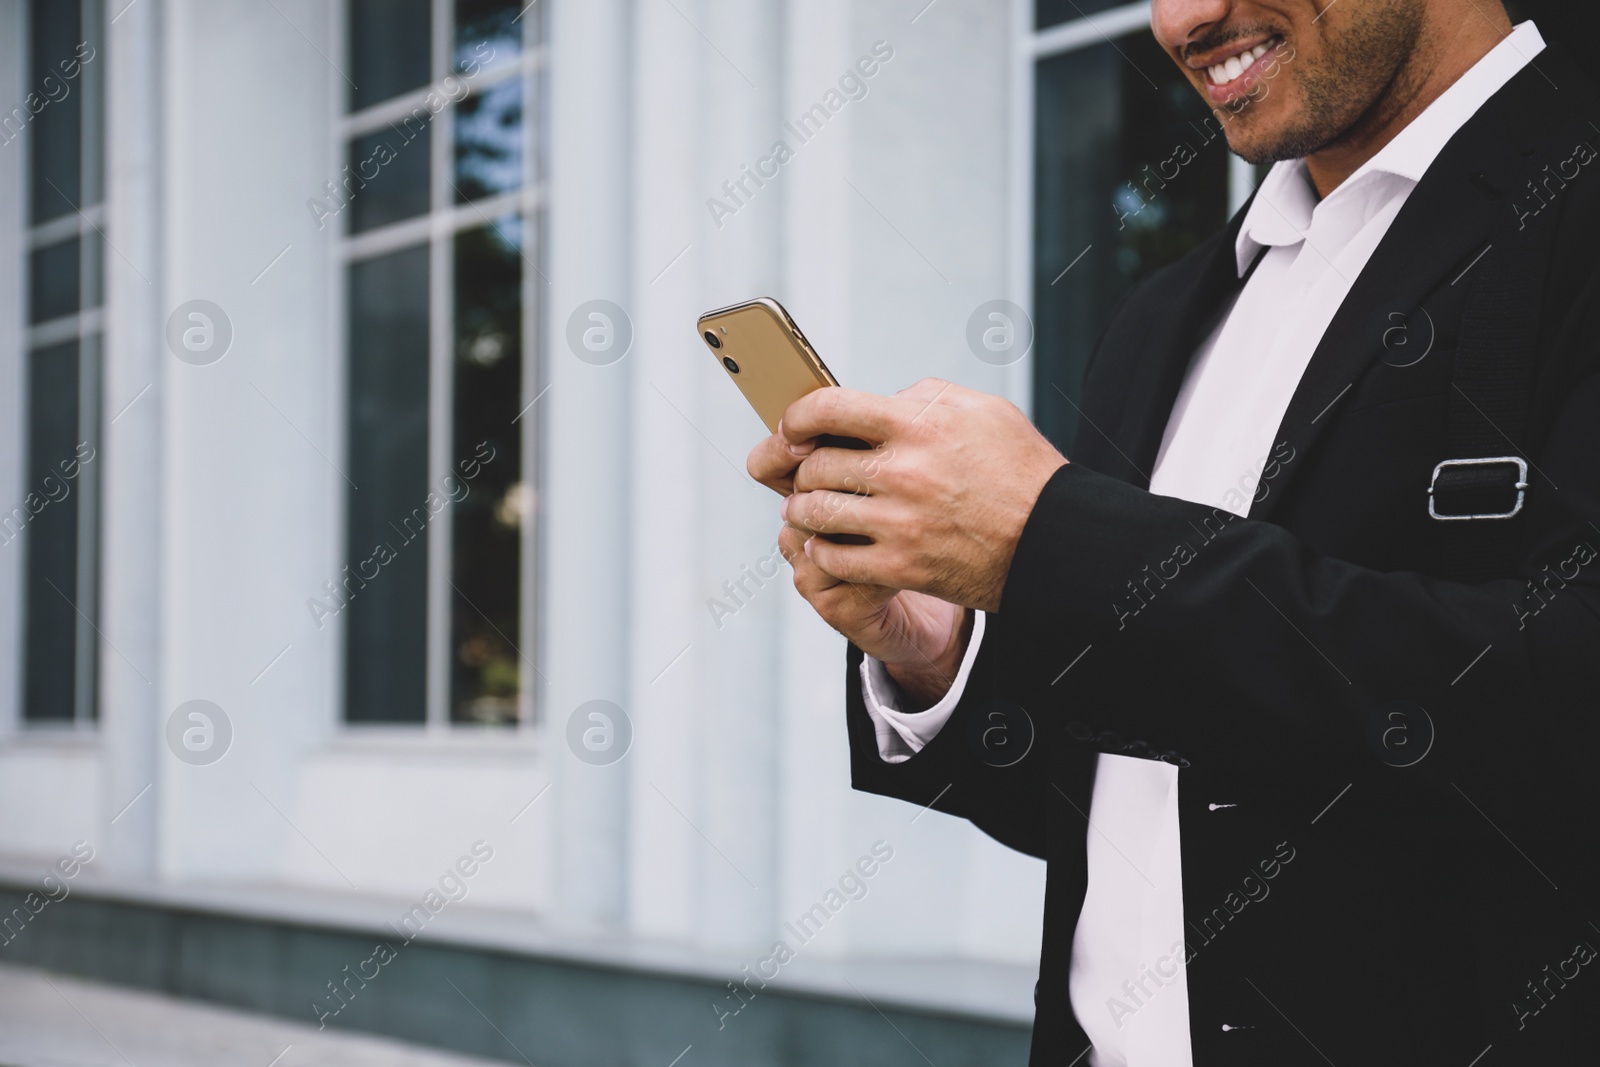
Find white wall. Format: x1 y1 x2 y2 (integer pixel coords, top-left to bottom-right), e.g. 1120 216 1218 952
0 0 1045 980
0 0 24 753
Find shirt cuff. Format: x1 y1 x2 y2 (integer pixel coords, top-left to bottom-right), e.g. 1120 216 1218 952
858 611 987 764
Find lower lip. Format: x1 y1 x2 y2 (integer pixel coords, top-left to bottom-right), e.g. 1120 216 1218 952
1203 43 1282 106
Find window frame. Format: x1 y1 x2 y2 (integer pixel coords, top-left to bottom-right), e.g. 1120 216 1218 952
334 0 546 731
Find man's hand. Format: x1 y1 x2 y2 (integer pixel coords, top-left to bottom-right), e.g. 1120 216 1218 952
775 524 971 709
755 378 1067 613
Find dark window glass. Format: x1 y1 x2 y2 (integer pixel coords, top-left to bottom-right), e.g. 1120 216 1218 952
29 238 80 324
456 0 524 72
451 222 523 725
348 120 432 234
77 0 105 209
28 0 83 224
1036 0 1136 31
22 341 83 721
1032 32 1228 451
348 0 431 112
346 246 431 723
454 77 522 202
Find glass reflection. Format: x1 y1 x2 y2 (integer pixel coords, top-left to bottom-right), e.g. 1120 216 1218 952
456 0 525 72
454 78 523 202
1031 32 1227 451
451 220 523 725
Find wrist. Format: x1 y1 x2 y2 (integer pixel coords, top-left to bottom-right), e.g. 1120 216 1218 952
884 608 974 712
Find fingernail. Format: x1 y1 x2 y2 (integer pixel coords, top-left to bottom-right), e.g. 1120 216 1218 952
780 495 791 521
788 440 815 457
803 537 814 557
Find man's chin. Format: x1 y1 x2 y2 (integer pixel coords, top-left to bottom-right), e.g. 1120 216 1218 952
1224 121 1321 168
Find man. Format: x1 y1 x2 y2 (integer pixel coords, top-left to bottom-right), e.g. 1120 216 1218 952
748 0 1600 1063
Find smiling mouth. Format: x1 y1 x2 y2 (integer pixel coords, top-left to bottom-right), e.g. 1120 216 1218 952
1206 38 1282 86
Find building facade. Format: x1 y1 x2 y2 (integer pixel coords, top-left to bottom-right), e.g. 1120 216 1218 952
0 1 1264 1063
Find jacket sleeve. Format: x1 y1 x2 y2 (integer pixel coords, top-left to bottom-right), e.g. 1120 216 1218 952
993 361 1600 816
845 629 1058 860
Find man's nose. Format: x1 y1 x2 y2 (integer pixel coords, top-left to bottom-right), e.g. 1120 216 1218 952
1151 0 1232 53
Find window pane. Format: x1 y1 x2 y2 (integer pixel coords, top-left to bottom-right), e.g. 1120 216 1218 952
1036 0 1136 32
456 0 524 72
450 222 523 725
345 246 431 723
1032 32 1228 451
347 121 432 234
28 0 83 224
21 341 83 721
79 0 106 209
348 0 431 112
29 238 79 324
454 78 522 203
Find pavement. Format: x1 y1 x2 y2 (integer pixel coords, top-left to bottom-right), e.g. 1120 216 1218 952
0 963 519 1067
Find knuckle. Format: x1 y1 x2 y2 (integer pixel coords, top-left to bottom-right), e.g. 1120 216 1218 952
793 453 824 493
809 388 842 425
791 493 814 529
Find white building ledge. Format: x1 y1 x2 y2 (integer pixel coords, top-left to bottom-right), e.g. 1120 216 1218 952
0 857 1036 1026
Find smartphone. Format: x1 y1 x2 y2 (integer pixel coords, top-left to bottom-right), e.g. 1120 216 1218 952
696 297 868 451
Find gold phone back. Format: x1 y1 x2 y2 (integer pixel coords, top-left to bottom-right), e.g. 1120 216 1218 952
697 298 836 433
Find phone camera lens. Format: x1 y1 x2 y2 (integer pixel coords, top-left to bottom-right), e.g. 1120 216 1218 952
704 331 723 349
722 356 740 374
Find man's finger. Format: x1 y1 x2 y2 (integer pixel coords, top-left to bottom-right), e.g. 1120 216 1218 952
780 524 846 598
783 489 880 537
746 432 806 494
779 387 916 447
792 443 897 495
803 532 892 587
777 522 810 565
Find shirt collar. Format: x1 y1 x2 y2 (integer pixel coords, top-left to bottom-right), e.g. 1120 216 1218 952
1234 20 1547 274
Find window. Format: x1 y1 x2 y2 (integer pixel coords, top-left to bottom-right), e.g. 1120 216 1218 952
15 0 105 725
338 0 541 726
1028 2 1255 451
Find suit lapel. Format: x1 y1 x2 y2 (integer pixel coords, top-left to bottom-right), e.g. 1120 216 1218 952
1251 46 1599 524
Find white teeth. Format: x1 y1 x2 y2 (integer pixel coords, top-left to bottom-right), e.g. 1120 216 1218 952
1206 41 1274 86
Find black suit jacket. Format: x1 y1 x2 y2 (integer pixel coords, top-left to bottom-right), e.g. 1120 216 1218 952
846 45 1600 1066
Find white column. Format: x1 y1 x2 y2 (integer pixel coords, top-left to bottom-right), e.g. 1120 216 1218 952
621 0 702 946
678 0 787 954
544 0 636 932
99 0 164 875
621 0 792 953
157 0 338 880
772 0 859 954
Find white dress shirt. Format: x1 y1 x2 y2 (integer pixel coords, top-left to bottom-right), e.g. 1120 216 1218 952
861 22 1544 1066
